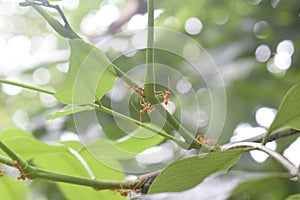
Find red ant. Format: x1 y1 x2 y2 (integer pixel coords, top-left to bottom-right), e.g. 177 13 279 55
139 100 153 115
13 160 27 180
163 90 171 106
131 98 154 124
156 78 171 106
125 84 145 97
110 189 129 197
110 189 128 197
196 134 212 145
110 180 144 197
111 188 142 197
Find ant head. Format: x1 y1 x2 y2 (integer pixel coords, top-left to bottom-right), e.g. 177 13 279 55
13 160 19 168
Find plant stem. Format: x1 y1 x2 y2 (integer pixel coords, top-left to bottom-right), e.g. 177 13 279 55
112 64 142 90
0 79 55 95
0 155 13 166
262 131 271 145
221 142 299 176
141 0 202 148
238 129 300 143
268 129 300 141
91 103 189 149
0 141 34 177
144 0 155 99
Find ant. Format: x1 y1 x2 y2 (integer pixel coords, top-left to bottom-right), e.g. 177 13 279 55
156 78 171 106
125 84 145 98
196 134 212 145
111 188 142 197
13 160 28 180
163 90 171 106
139 100 153 115
110 180 144 197
131 98 154 124
110 189 129 197
110 189 128 197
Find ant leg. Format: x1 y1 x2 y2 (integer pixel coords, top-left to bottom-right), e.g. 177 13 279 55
155 91 165 98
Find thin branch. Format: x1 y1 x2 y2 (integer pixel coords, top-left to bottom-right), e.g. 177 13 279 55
0 141 34 179
144 0 155 100
237 129 300 143
0 79 55 95
262 131 270 145
0 141 147 190
91 103 189 149
268 129 300 142
0 155 13 166
221 142 299 176
138 169 162 193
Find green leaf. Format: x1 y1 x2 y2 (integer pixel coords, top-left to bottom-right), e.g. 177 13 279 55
269 84 300 133
0 176 29 200
0 130 66 159
147 149 242 194
286 194 300 200
38 141 125 200
47 105 94 120
54 39 116 104
87 124 165 160
137 172 280 200
0 129 33 140
230 173 295 200
34 151 92 176
116 124 165 153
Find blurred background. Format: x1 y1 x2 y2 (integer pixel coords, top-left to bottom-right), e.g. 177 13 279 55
0 0 300 199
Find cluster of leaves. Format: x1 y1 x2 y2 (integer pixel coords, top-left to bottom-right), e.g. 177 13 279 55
0 0 300 200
